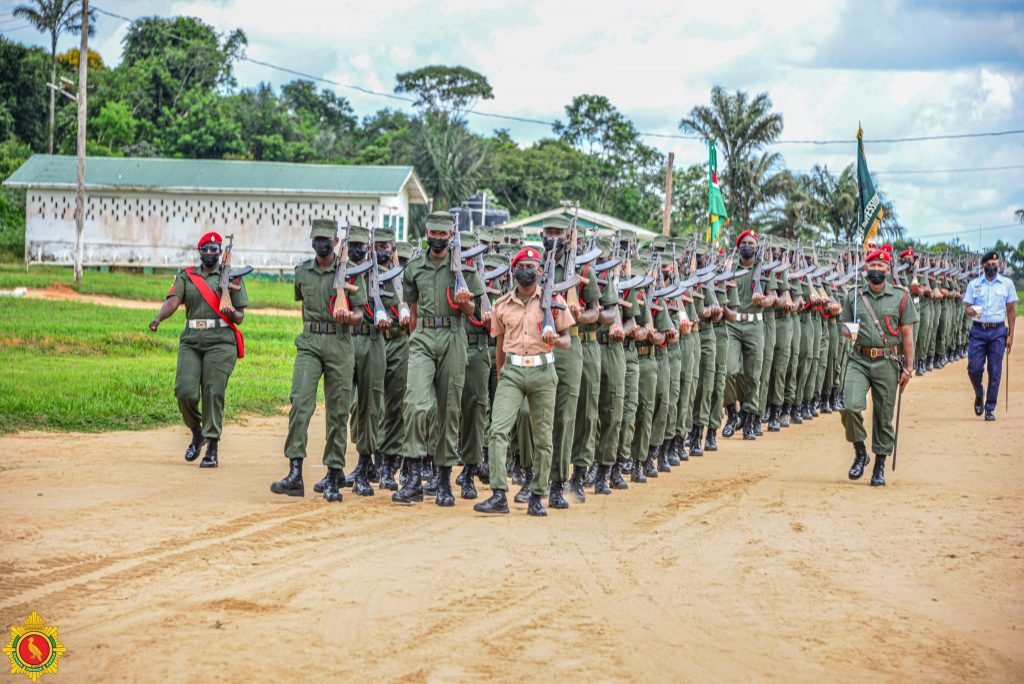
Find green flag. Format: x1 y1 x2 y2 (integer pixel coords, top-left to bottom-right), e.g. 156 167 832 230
857 125 884 250
707 139 729 246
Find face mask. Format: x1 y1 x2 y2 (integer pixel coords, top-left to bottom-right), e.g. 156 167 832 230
866 269 887 285
376 248 392 265
348 245 367 262
542 236 565 254
200 253 219 268
514 267 538 286
739 246 756 260
984 263 998 277
696 257 706 269
313 239 333 258
427 236 449 254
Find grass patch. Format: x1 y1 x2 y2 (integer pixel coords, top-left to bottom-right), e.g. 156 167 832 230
0 298 311 434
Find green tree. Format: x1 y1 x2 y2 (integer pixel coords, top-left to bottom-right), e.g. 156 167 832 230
154 90 244 159
411 113 489 225
394 65 493 121
0 39 51 150
490 136 604 217
669 163 708 234
0 139 33 258
13 0 95 154
92 100 137 152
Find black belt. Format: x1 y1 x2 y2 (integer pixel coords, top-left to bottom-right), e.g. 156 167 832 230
467 332 488 346
974 322 1004 330
579 330 598 343
623 338 633 350
597 331 622 345
383 327 406 340
352 324 379 336
636 345 653 357
421 316 457 329
487 336 497 347
307 321 348 334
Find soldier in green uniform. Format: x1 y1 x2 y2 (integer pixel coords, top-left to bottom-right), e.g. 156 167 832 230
458 231 491 500
766 256 796 430
392 211 484 506
668 251 699 461
376 238 413 491
150 231 247 469
688 244 722 457
706 271 736 450
840 248 917 486
647 246 680 473
634 258 675 477
783 262 805 426
269 220 365 500
725 230 768 440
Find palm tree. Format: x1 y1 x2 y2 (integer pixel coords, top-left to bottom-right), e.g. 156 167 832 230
1015 208 1023 224
411 113 489 226
13 0 95 154
729 150 791 232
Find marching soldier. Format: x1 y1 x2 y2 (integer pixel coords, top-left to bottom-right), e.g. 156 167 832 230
725 230 768 439
376 235 411 491
963 250 1017 421
149 231 247 469
458 231 490 499
270 219 365 501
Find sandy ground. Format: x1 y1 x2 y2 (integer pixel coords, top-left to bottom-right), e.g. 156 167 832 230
17 286 298 316
1 348 1022 683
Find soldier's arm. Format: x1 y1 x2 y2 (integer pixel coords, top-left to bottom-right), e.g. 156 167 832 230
577 298 599 325
495 334 506 377
149 295 182 331
900 323 914 388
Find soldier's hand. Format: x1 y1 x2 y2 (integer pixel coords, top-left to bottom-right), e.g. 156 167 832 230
541 329 557 346
454 288 473 305
679 319 693 335
610 324 625 341
220 303 236 317
666 328 679 342
752 292 766 306
899 367 912 389
482 311 492 325
633 325 649 341
375 317 390 331
399 304 411 327
1007 335 1014 353
569 303 584 319
149 318 160 332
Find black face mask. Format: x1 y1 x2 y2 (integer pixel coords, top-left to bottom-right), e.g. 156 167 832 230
200 253 220 268
866 269 887 285
514 268 538 286
542 236 565 254
313 239 333 258
376 249 392 265
398 257 409 267
739 246 756 260
427 236 449 254
984 263 999 277
696 257 706 269
348 245 367 263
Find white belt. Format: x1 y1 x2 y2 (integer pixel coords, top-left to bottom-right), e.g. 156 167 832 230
187 318 228 329
913 297 920 304
508 352 554 368
736 312 763 323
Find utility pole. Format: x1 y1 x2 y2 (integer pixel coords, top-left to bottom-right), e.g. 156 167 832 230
73 0 89 288
662 152 674 236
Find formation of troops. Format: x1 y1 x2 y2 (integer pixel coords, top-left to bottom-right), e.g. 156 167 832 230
152 214 999 514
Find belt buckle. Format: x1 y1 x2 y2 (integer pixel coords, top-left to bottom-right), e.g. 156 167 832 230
871 348 882 359
195 320 208 330
521 356 536 367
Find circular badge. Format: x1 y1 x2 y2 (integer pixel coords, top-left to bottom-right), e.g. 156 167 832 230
16 632 53 668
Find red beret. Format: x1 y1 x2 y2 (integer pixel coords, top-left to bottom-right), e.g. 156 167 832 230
735 230 758 247
511 246 542 269
899 248 914 259
881 244 894 253
865 249 891 265
197 232 223 249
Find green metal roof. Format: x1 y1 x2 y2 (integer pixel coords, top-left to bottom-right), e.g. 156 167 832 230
4 155 429 202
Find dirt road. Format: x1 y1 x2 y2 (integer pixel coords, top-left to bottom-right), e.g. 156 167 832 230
1 354 1021 682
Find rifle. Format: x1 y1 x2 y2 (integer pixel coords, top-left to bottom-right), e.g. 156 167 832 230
218 233 237 313
474 248 494 319
541 248 559 337
367 226 390 326
564 204 582 310
331 224 369 319
751 236 766 296
449 214 470 295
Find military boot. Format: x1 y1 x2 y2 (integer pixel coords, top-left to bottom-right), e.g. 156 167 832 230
199 439 219 468
568 465 587 503
459 464 478 500
352 454 375 497
690 426 705 457
369 453 381 484
184 428 205 462
722 403 739 438
631 457 647 483
657 442 672 472
379 455 398 491
667 437 682 466
511 456 526 485
421 457 435 483
836 391 845 409
582 463 598 487
753 414 764 436
423 461 440 495
768 405 781 432
609 461 629 489
820 393 833 414
704 427 718 451
742 413 757 440
870 455 887 487
514 470 533 504
473 490 509 514
476 459 490 485
548 480 569 509
322 467 344 503
682 429 694 450
848 442 869 480
790 404 803 424
313 472 328 493
270 458 304 497
810 398 820 418
392 459 424 504
925 356 933 372
643 447 659 478
780 403 792 427
593 464 612 494
435 465 456 507
527 493 548 517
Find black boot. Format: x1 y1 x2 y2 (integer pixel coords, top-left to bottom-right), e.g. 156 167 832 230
925 356 933 372
379 455 398 491
753 414 764 436
643 447 659 478
435 465 455 507
780 403 792 427
690 426 704 457
548 480 569 509
421 457 435 483
609 461 629 489
369 453 381 484
722 404 739 438
835 391 844 410
870 454 887 486
657 442 672 472
742 413 756 441
582 463 598 487
352 454 375 497
801 401 813 421
459 464 478 500
810 398 820 417
199 438 219 468
568 465 586 503
514 468 533 504
476 459 490 485
848 442 869 480
473 489 509 514
594 464 612 494
270 458 304 497
313 472 328 493
527 493 548 517
631 458 647 483
682 430 694 450
676 435 689 462
704 428 718 452
790 404 803 424
667 437 683 466
820 393 833 414
423 462 440 495
392 459 424 504
184 428 205 462
915 359 924 377
511 456 526 485
768 405 781 432
322 467 343 502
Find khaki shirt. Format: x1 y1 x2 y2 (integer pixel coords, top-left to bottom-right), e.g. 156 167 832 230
491 287 575 355
840 282 920 348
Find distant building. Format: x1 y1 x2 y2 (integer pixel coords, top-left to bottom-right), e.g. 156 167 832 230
4 155 429 270
501 206 660 242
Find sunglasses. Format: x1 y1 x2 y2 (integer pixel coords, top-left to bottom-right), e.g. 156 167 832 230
199 245 221 254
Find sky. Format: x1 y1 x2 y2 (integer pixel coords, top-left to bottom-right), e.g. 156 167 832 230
2 0 1022 249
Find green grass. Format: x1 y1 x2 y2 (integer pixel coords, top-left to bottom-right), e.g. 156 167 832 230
0 298 310 434
0 262 301 309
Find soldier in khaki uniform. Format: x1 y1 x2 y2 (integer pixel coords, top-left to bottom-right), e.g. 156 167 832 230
840 248 918 486
474 247 575 516
269 219 365 501
150 231 248 469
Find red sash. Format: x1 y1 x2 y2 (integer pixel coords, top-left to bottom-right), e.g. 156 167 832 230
185 267 245 359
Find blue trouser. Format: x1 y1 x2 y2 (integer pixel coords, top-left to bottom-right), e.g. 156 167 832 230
967 323 1007 412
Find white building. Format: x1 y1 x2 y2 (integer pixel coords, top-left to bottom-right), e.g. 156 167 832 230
4 155 429 270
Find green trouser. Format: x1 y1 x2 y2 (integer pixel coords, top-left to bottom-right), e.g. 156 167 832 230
378 332 409 458
596 341 626 467
515 399 533 469
551 337 583 482
402 326 467 466
785 313 803 405
283 330 354 469
725 319 765 415
617 344 640 462
757 314 777 415
692 328 717 427
350 332 385 456
631 349 659 458
487 362 557 496
823 320 840 395
174 334 237 441
675 334 699 436
770 315 793 407
796 316 816 405
572 339 603 468
459 336 491 467
665 342 683 437
840 354 899 455
708 323 729 430
924 301 939 359
912 298 926 355
813 317 829 398
838 336 852 390
650 349 672 446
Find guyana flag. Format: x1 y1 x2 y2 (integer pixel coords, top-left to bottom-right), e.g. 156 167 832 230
857 125 884 250
707 139 729 246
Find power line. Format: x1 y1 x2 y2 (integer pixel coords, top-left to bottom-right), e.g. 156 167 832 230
875 164 1024 176
915 223 1020 241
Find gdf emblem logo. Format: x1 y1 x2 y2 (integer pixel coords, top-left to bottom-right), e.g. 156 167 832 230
3 612 66 681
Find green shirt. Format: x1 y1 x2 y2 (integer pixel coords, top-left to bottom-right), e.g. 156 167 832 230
402 250 484 319
560 256 603 332
294 255 368 323
735 259 761 313
170 264 249 320
840 282 920 348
